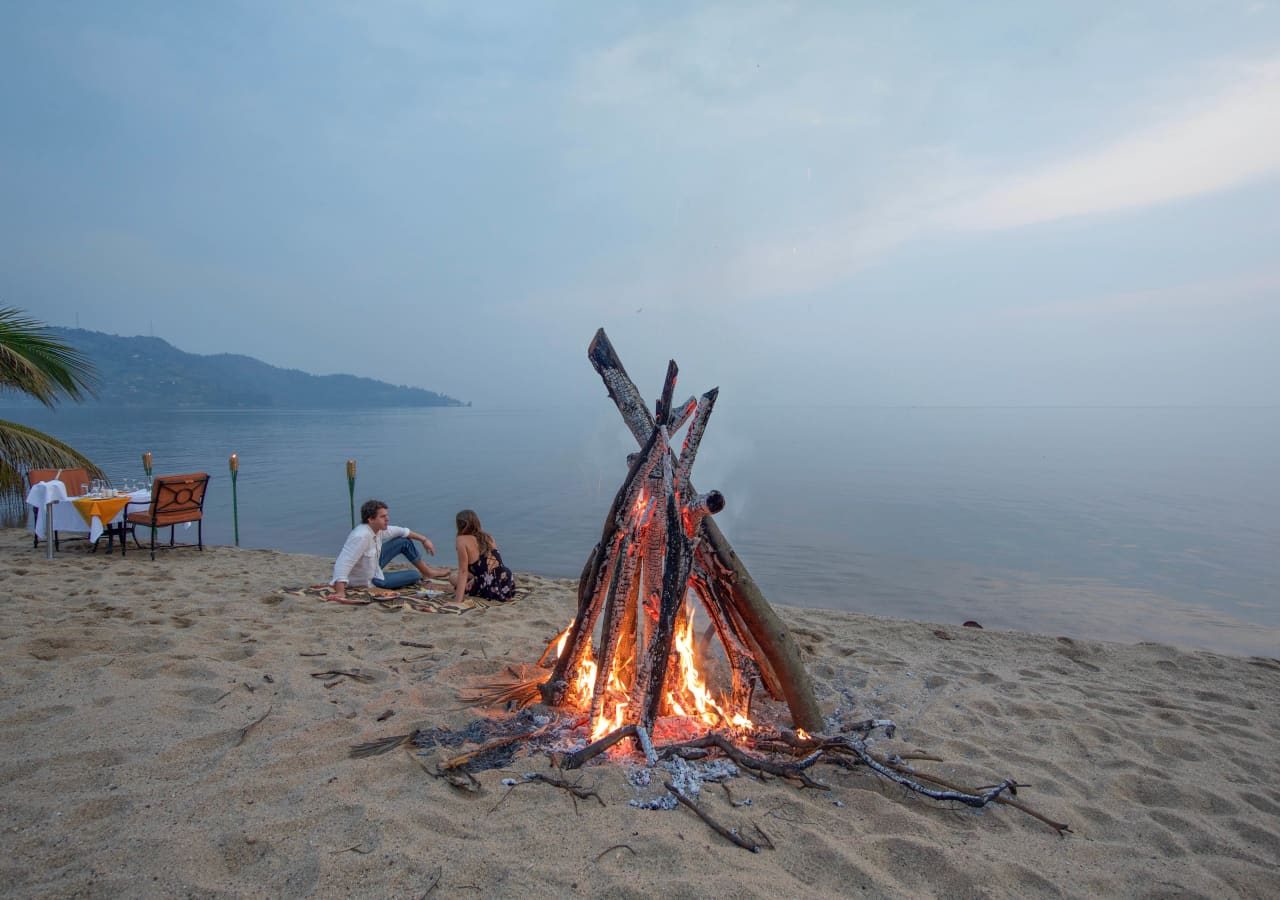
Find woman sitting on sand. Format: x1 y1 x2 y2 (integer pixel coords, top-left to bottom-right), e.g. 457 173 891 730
447 509 516 602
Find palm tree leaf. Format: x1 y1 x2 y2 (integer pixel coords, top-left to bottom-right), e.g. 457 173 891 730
0 308 98 407
0 418 106 521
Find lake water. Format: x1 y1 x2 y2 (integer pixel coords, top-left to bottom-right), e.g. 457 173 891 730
8 404 1278 658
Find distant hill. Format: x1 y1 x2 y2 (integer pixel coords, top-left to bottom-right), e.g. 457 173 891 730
6 328 466 409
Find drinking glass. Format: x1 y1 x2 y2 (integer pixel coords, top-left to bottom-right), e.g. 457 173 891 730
79 483 89 498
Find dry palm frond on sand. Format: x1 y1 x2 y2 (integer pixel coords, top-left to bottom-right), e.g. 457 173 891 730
459 666 545 710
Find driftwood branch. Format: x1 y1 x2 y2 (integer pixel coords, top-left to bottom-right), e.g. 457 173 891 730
525 772 605 807
594 843 637 863
783 729 1069 833
235 704 272 747
877 760 1071 834
664 781 760 853
658 732 828 789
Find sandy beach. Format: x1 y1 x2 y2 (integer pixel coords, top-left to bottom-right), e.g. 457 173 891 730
2 527 1278 898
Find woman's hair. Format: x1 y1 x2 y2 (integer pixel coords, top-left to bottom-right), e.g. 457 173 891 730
455 509 495 555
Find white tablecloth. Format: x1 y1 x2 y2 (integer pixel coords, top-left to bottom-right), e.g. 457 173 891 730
26 484 152 544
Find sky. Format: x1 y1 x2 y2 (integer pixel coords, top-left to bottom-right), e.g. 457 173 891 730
3 1 1278 408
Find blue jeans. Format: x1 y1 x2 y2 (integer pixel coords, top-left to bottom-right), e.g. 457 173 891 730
372 536 423 589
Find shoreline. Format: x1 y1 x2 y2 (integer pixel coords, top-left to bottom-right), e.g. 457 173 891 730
3 529 1278 896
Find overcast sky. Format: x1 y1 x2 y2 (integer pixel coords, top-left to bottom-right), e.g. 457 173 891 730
3 1 1278 407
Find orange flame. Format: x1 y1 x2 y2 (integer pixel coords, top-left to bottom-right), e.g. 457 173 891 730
666 604 753 732
572 639 596 706
562 598 755 740
553 622 573 660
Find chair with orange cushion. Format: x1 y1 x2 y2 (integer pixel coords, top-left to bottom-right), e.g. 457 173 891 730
126 472 210 560
27 467 92 550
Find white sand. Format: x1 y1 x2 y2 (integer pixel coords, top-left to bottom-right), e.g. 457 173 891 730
2 528 1278 898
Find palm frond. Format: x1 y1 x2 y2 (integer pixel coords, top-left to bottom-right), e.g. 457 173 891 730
0 418 106 520
349 731 419 758
0 308 97 406
459 671 546 710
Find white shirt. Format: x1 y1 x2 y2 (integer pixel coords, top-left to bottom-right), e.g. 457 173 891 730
331 524 411 587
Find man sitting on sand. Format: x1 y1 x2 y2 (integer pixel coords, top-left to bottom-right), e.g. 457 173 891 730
328 499 450 601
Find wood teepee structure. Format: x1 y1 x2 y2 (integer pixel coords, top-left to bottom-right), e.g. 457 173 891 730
538 329 824 735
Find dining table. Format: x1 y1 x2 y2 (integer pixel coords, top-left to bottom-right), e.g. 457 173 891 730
26 482 152 557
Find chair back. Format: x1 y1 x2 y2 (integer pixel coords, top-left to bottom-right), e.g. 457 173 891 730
140 473 210 526
27 468 91 497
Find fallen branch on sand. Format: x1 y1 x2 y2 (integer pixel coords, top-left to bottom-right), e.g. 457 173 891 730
665 780 760 853
490 772 605 814
235 705 272 747
310 669 376 684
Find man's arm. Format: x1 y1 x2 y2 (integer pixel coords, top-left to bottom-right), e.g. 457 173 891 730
390 524 435 556
329 528 367 598
411 531 436 555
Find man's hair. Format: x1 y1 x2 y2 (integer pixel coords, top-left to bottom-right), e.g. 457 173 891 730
360 499 388 524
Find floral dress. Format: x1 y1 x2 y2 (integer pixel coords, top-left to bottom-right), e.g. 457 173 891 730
467 548 516 601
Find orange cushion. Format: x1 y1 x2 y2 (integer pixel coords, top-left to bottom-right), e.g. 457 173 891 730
127 510 203 526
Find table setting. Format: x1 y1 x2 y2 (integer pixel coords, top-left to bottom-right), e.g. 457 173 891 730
26 477 153 554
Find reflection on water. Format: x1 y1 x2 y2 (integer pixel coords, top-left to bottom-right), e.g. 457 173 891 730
6 404 1278 657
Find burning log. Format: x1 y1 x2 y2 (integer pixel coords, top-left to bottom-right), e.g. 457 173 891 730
541 427 664 708
556 724 639 769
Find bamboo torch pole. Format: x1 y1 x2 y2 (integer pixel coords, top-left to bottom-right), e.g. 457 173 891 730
141 451 156 548
346 459 357 528
229 453 240 547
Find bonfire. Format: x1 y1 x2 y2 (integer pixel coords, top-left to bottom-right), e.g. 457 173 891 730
353 330 1069 849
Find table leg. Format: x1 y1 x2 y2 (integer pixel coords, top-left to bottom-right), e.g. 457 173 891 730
44 503 54 560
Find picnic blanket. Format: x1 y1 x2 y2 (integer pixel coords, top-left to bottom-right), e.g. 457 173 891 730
278 582 531 615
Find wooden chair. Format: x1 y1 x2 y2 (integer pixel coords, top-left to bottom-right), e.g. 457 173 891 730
126 473 210 560
27 467 91 550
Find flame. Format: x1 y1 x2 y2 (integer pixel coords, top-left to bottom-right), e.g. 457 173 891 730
666 604 753 732
563 598 755 740
796 728 811 741
588 645 632 740
572 639 596 705
553 622 573 660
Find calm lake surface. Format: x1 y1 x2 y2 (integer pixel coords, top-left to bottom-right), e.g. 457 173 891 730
9 404 1278 657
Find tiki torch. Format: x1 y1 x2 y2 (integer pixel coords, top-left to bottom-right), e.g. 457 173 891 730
346 459 357 528
229 453 240 547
